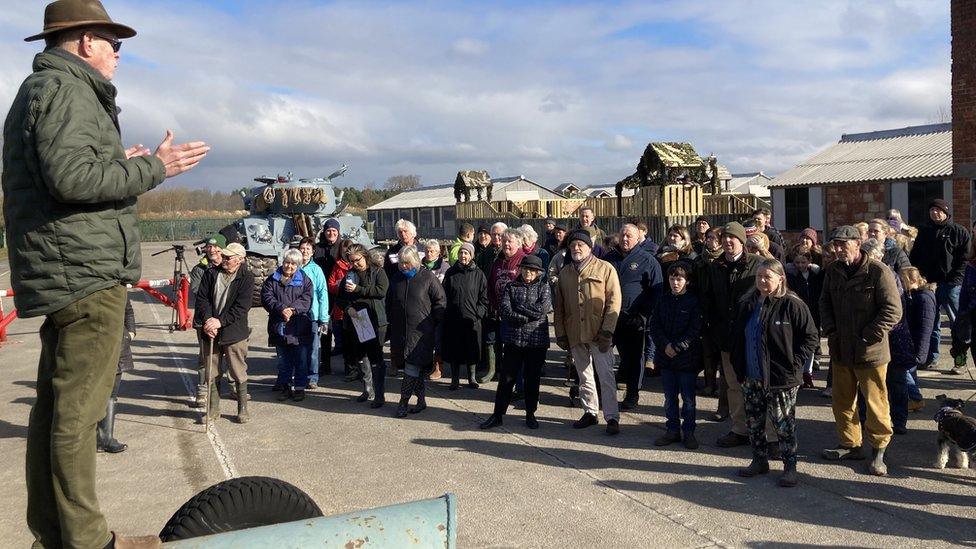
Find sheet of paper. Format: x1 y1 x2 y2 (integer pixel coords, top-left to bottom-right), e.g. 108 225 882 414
350 307 376 342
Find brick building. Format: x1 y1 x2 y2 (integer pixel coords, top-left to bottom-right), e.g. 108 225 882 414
769 124 953 235
953 0 975 229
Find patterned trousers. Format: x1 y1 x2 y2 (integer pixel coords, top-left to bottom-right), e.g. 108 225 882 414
742 379 799 464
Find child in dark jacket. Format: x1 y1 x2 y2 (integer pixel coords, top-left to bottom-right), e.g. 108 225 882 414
786 253 823 388
649 262 703 449
888 267 937 431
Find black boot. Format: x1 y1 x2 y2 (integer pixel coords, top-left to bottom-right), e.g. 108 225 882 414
779 461 798 487
480 415 503 429
236 382 250 424
96 399 127 453
450 364 460 391
737 456 770 477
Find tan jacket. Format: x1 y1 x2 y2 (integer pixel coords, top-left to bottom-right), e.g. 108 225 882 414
819 256 902 368
554 256 621 347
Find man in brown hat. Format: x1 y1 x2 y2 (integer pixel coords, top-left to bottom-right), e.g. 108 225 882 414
4 1 210 547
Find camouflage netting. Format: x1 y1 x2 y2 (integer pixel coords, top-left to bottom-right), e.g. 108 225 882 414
616 142 712 196
455 170 493 202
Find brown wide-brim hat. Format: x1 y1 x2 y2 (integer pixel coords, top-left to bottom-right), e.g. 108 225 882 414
25 0 136 42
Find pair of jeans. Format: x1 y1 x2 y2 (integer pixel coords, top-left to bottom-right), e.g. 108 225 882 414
307 321 322 383
493 345 545 416
351 325 387 401
886 366 910 430
660 369 697 433
275 344 310 389
27 285 127 549
928 283 960 363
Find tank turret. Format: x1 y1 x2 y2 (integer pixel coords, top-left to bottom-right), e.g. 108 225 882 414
219 165 376 304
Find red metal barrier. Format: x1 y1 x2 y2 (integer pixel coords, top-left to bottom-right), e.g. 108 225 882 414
0 276 190 342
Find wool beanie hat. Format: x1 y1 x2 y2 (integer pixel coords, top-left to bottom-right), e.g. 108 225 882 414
459 242 475 257
565 229 593 249
929 199 950 217
722 222 747 245
324 218 341 231
801 228 818 245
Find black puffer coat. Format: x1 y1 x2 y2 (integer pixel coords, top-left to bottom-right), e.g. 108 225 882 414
441 262 488 365
499 275 551 349
387 268 446 366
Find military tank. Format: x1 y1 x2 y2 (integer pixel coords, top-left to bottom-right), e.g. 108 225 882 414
218 165 376 304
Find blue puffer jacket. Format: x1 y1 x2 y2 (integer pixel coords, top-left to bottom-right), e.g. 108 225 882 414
499 275 551 349
648 291 702 372
889 279 937 369
261 268 313 347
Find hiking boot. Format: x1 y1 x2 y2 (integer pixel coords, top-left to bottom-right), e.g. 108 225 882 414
276 387 292 401
716 432 750 447
292 389 305 402
868 446 888 476
480 415 503 429
409 400 427 414
619 394 638 410
737 457 770 477
779 462 798 487
822 446 865 461
908 399 925 412
573 412 598 429
654 430 681 447
682 432 699 450
192 384 207 408
767 441 782 461
606 418 620 435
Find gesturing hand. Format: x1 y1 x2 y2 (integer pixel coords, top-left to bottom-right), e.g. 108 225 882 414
125 144 151 159
154 129 210 178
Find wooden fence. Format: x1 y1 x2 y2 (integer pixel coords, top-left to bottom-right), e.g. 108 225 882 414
703 193 771 217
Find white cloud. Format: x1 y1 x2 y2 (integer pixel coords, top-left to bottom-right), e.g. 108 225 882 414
0 1 951 191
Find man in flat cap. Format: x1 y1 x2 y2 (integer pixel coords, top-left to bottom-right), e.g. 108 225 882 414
4 1 209 547
820 226 901 476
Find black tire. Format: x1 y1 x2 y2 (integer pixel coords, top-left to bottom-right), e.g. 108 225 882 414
158 476 323 541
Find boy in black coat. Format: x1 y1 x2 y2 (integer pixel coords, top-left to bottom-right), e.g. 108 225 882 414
649 262 702 449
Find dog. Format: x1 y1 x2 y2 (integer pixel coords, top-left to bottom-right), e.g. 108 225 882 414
933 394 976 469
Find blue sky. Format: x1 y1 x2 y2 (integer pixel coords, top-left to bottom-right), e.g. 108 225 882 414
0 1 950 191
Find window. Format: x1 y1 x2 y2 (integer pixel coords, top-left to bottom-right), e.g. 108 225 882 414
381 210 394 228
397 209 414 223
419 208 433 229
783 188 809 231
906 180 943 226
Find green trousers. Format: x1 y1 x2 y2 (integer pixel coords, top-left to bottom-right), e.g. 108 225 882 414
26 285 126 549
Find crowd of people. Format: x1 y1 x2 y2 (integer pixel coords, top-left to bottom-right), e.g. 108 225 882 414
186 199 976 488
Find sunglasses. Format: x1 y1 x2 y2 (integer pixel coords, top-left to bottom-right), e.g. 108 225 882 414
90 32 122 53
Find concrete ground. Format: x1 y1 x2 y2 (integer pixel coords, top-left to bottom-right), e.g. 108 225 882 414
1 242 975 548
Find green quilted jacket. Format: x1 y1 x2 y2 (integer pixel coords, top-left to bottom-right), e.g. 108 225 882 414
2 48 166 317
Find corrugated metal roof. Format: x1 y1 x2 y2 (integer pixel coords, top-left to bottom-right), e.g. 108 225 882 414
366 176 558 210
728 172 773 195
770 125 952 188
581 185 635 198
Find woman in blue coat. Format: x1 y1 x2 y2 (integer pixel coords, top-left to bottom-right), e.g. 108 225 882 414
888 267 937 433
262 249 314 401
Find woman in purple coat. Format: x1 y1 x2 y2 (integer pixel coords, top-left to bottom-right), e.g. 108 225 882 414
262 248 314 402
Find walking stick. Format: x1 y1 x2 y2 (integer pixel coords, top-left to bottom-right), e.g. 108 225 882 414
204 335 215 433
